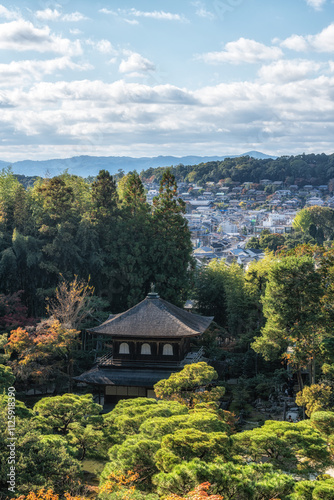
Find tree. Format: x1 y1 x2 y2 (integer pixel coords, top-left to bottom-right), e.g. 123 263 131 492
310 411 334 439
152 168 185 216
245 236 261 250
67 422 104 460
151 168 193 304
120 172 149 215
46 275 95 329
99 470 157 500
0 410 82 497
154 362 224 408
0 167 22 233
0 290 34 333
0 364 14 391
13 490 90 500
296 384 333 417
155 428 231 472
35 177 75 224
252 255 325 389
91 170 118 215
193 260 248 338
291 478 334 500
153 460 295 499
193 265 227 327
14 431 82 496
244 253 275 337
33 393 102 434
164 482 222 500
6 319 80 389
103 398 188 442
259 232 286 252
293 207 334 242
232 420 330 476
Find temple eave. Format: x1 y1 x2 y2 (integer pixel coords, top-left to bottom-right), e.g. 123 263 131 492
74 366 176 387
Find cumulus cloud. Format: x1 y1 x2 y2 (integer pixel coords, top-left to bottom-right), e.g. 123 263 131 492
62 12 88 22
1 74 334 160
199 38 283 64
258 59 321 82
35 8 61 21
0 4 20 20
281 23 334 52
0 20 82 55
35 8 87 22
119 52 156 74
306 0 326 9
0 57 92 87
86 39 116 54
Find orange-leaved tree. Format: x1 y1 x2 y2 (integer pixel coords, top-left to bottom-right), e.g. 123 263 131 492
16 489 92 500
165 482 223 500
5 318 80 389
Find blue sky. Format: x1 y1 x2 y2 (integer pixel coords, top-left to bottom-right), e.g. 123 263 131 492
0 0 334 161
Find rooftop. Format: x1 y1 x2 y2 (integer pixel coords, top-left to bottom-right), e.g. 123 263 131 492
89 292 213 338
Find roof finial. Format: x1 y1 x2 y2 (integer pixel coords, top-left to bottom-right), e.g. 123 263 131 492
147 283 159 299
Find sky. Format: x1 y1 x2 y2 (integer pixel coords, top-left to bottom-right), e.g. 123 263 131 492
1 0 334 161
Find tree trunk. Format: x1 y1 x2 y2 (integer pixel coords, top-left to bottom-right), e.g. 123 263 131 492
308 358 316 385
296 369 304 392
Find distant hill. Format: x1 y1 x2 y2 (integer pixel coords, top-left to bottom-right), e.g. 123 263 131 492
140 152 334 186
0 151 275 177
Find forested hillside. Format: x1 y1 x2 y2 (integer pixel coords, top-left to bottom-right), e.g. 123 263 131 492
140 153 334 186
0 167 192 318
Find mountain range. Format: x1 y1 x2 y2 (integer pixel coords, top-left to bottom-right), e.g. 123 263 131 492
0 151 276 178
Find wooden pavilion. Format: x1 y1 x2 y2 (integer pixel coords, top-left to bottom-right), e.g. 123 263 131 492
75 290 213 403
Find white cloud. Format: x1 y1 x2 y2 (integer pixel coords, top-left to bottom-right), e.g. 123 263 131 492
100 7 186 22
195 8 215 20
0 4 20 20
192 1 215 20
0 57 92 87
199 38 283 64
35 8 61 21
35 8 87 22
0 20 82 55
98 7 186 24
281 23 334 52
306 0 326 10
62 12 88 22
2 75 334 160
129 8 186 21
98 8 116 15
86 39 116 54
258 59 321 82
124 19 139 25
119 52 156 74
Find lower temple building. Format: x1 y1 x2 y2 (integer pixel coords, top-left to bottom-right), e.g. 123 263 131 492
75 290 213 403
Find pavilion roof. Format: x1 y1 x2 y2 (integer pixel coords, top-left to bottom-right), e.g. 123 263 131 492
89 292 213 338
74 366 176 387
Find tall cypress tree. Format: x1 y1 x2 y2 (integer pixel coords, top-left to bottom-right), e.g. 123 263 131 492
151 168 193 305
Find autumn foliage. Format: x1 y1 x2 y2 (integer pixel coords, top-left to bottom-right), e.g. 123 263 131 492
5 318 80 386
0 291 35 332
100 470 140 497
165 482 223 500
17 489 90 500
